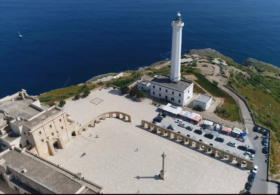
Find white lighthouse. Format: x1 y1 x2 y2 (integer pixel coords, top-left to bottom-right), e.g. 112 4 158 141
147 12 193 106
170 12 184 83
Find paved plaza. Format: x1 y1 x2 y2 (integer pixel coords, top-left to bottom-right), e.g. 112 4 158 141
47 88 249 193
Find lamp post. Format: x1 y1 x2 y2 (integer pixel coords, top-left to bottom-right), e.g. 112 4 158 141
160 152 167 180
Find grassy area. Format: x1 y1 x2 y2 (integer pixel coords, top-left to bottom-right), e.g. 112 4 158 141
192 72 241 122
193 83 206 94
109 71 141 88
39 84 96 106
230 70 280 178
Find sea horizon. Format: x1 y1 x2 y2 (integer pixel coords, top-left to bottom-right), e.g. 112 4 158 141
1 0 280 98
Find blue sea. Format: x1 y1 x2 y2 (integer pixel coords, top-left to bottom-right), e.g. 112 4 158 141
1 0 280 98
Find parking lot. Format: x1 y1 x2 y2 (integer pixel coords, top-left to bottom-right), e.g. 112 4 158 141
153 113 255 158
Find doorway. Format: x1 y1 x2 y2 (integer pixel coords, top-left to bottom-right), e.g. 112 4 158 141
165 96 167 100
71 131 76 137
53 141 59 150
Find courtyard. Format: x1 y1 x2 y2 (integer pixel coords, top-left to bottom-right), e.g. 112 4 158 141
47 88 249 193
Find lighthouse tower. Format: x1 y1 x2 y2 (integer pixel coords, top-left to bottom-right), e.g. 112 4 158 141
170 12 184 83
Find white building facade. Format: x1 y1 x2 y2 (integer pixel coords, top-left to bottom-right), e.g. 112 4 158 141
150 75 193 106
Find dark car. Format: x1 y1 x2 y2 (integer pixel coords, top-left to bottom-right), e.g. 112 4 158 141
187 134 190 137
258 128 264 134
245 182 252 191
154 117 163 122
209 143 213 146
248 149 256 154
204 133 214 139
248 173 255 182
186 126 193 131
237 145 248 151
244 191 251 194
194 129 203 135
199 139 203 142
263 130 268 136
200 124 207 129
162 113 167 118
214 137 224 143
262 138 268 146
253 126 258 132
262 147 269 154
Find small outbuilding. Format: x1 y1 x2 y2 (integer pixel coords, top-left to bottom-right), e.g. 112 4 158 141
137 75 153 91
231 127 243 137
158 103 182 117
193 94 212 110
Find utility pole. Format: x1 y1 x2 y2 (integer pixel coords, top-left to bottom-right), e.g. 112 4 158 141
160 152 167 180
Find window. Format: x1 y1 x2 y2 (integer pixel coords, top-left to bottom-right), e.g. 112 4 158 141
61 126 64 129
159 87 161 91
50 125 52 128
171 98 174 101
23 132 26 135
159 94 161 97
39 131 42 134
153 85 155 89
179 100 181 103
28 132 30 136
172 91 174 95
153 92 155 95
166 89 168 93
52 133 54 136
179 93 181 97
41 139 44 142
59 119 62 122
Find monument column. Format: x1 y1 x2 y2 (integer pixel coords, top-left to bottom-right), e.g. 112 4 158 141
160 152 167 180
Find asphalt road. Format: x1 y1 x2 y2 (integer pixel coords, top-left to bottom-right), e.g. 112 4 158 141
246 124 269 194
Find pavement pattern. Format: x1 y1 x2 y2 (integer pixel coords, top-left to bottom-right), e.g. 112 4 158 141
47 88 249 194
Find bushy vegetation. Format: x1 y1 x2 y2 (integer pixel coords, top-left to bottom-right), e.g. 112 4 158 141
120 86 129 94
129 87 146 100
110 71 141 88
75 94 80 100
39 84 95 105
59 100 66 107
194 105 203 111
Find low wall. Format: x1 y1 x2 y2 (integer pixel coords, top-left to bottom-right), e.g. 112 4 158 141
141 120 254 170
77 111 132 135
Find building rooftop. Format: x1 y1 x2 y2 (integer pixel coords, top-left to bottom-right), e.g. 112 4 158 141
194 94 212 103
0 98 40 120
0 149 102 194
1 132 20 143
13 107 61 128
150 75 192 92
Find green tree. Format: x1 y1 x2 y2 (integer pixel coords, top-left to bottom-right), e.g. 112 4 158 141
120 86 129 94
129 88 137 97
83 89 90 97
75 94 80 100
136 90 146 99
59 100 66 107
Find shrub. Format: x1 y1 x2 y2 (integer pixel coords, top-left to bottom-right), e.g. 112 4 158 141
129 88 137 97
194 105 203 111
83 89 90 97
212 80 218 87
136 90 146 99
97 81 104 85
59 100 66 107
75 94 80 100
120 86 129 94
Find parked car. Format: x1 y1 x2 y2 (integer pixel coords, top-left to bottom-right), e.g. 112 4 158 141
248 149 256 154
178 123 186 128
177 131 181 134
200 124 207 129
192 136 196 140
253 126 258 132
214 137 224 143
209 143 213 146
204 133 214 139
227 141 236 147
262 138 268 146
186 126 193 131
237 145 248 151
187 134 190 137
154 116 163 122
258 128 264 134
252 165 258 173
199 139 203 142
262 147 269 154
167 124 176 130
152 121 156 124
175 119 182 123
245 182 252 191
244 151 254 158
263 130 268 136
194 129 203 135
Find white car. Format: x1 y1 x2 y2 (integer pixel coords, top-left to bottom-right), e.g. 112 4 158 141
175 119 182 123
244 151 254 158
252 165 258 173
227 141 236 147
